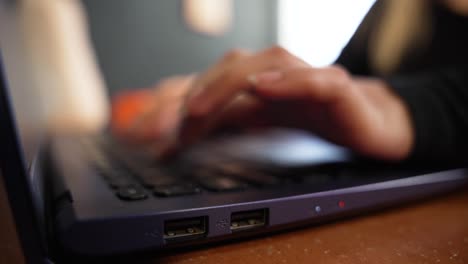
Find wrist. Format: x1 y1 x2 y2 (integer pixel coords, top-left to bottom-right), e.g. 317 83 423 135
351 77 414 161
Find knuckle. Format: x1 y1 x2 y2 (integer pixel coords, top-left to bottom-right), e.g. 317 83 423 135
222 49 249 62
302 74 320 88
217 67 241 87
266 45 292 60
328 65 351 87
264 46 304 68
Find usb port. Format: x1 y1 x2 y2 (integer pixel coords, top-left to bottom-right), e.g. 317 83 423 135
230 209 268 232
164 216 207 242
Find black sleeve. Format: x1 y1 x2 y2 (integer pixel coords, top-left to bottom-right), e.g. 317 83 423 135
387 65 468 164
335 1 385 76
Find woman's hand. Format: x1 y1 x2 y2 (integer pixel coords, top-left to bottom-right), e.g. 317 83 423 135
113 46 414 161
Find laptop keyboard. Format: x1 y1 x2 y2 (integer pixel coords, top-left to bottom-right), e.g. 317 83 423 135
82 135 304 201
83 135 426 201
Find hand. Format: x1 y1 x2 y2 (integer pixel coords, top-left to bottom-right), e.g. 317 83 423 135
113 46 414 161
111 75 194 151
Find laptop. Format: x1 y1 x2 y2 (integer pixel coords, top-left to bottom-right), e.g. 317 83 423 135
1 1 468 263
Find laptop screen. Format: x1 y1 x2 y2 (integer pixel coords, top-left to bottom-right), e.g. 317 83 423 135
0 2 47 169
1 0 278 169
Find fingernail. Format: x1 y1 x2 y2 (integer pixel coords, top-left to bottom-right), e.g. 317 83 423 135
253 71 283 84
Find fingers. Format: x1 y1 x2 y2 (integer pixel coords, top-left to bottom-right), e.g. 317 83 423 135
115 48 359 160
248 66 371 147
185 46 307 116
250 65 414 160
185 49 252 116
250 66 352 104
153 93 266 160
120 75 195 143
177 92 266 145
174 46 307 149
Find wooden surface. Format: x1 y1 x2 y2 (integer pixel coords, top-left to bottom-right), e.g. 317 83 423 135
0 172 25 264
1 173 468 263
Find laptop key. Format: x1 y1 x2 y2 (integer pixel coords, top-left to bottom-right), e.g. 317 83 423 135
136 168 179 188
116 186 148 201
108 177 138 189
97 166 136 187
139 175 178 188
300 173 333 185
215 163 281 186
198 176 248 192
193 168 250 191
94 157 112 173
153 184 201 197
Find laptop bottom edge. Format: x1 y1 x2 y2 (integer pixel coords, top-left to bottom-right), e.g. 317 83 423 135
55 169 468 256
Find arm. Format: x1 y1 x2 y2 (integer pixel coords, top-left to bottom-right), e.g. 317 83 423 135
388 65 468 163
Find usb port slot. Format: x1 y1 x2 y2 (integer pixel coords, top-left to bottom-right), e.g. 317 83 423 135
231 209 268 232
164 216 207 242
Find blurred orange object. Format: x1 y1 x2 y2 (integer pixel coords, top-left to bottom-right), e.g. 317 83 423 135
110 89 154 135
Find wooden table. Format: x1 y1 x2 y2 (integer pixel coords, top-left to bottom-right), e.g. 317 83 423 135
1 175 468 264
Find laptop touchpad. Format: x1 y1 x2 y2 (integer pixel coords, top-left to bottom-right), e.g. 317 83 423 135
188 129 352 168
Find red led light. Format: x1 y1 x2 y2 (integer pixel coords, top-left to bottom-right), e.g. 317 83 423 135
338 201 345 208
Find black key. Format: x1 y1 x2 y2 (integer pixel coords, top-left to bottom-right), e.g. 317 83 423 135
286 163 341 183
153 184 201 197
215 163 281 186
116 186 148 201
91 150 128 179
300 173 333 185
91 154 117 178
198 176 247 192
193 168 248 191
84 140 113 172
136 168 178 188
99 168 129 180
93 156 112 172
97 166 136 187
108 177 137 189
100 139 160 173
139 175 178 188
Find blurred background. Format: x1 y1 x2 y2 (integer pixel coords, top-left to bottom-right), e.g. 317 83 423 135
2 0 375 135
82 0 375 94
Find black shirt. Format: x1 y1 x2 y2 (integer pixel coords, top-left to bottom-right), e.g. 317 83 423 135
336 0 468 163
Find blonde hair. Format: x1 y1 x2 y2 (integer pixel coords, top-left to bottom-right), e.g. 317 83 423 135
369 0 431 75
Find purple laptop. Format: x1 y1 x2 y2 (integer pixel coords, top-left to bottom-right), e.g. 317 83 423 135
1 1 467 263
